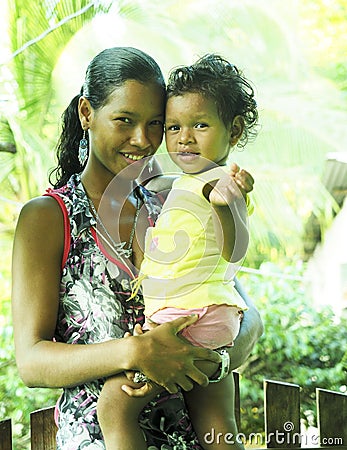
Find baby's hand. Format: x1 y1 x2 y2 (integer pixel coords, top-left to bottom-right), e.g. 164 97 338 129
209 163 254 206
230 162 254 196
124 370 137 382
122 371 158 398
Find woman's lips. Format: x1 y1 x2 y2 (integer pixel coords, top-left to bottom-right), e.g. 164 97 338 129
121 152 147 164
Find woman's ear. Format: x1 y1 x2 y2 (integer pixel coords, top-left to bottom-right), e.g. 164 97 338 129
229 116 245 146
78 96 92 130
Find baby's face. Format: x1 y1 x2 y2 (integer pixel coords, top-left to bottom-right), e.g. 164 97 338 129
165 92 232 174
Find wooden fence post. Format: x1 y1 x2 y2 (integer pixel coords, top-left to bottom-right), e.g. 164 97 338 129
233 371 241 431
30 406 56 450
3 380 346 449
264 379 301 448
0 418 12 450
317 388 347 447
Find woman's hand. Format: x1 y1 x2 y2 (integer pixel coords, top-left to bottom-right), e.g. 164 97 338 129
127 315 221 394
121 326 159 397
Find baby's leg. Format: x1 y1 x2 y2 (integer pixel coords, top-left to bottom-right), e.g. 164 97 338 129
97 374 159 450
184 373 244 450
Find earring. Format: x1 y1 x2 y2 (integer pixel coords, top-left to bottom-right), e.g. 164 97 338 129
78 130 88 167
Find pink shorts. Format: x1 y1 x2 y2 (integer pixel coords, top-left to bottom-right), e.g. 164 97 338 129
144 304 242 350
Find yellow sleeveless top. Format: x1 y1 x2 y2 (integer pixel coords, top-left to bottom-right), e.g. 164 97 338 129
139 167 252 317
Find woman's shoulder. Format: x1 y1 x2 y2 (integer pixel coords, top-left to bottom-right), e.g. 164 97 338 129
17 195 64 231
21 194 62 214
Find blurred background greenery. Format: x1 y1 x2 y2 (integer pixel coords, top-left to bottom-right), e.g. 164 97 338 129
0 0 346 447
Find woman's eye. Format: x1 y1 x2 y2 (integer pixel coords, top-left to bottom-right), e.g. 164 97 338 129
150 120 164 127
116 117 132 123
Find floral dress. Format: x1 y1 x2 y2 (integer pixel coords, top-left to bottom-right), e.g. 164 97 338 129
45 174 202 450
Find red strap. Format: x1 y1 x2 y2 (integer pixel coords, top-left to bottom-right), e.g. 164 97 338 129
43 193 71 270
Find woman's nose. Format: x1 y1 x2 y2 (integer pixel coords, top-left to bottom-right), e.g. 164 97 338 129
130 126 151 150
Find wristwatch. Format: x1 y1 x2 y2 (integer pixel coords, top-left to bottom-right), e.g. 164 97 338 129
209 348 230 383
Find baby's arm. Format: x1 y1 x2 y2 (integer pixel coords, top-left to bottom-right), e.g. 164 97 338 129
208 164 254 262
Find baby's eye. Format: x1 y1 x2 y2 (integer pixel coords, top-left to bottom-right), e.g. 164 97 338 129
166 124 180 132
195 123 208 129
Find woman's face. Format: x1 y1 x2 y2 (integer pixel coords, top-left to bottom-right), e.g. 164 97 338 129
84 80 165 181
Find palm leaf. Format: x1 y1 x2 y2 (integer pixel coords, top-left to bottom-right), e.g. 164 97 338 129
2 0 346 260
7 0 112 129
0 0 113 205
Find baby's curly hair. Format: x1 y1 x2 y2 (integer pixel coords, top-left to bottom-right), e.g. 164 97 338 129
166 54 258 147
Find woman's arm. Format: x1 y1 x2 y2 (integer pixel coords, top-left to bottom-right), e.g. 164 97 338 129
228 277 263 370
11 196 132 388
121 281 263 398
11 198 220 392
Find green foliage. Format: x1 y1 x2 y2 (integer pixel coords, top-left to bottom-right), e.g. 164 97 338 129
299 0 347 93
1 0 113 207
7 0 112 126
1 0 345 252
238 261 347 435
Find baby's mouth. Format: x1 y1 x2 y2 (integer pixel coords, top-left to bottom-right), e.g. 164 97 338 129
177 151 200 160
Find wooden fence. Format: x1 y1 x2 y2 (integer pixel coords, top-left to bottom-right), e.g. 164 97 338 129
0 377 346 450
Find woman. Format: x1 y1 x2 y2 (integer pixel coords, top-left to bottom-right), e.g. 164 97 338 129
11 47 262 449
